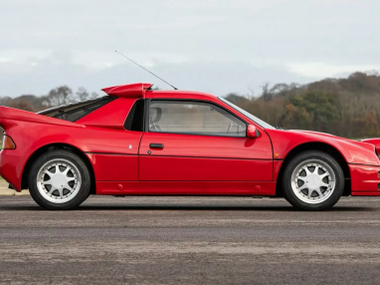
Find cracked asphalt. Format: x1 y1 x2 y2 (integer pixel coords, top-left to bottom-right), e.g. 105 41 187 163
1 195 380 284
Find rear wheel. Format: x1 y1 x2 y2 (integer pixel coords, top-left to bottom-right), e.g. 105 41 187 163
28 150 91 210
282 151 344 210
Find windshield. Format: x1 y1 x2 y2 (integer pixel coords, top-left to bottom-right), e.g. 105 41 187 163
218 97 276 129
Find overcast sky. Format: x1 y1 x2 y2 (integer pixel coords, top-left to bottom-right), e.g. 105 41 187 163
0 0 379 97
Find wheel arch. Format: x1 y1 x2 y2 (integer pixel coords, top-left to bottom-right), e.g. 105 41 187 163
276 142 351 197
21 143 96 195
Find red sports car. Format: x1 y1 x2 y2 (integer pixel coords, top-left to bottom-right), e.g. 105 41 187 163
1 82 380 210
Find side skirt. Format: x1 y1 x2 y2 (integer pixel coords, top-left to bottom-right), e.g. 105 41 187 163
351 191 380 196
95 181 276 196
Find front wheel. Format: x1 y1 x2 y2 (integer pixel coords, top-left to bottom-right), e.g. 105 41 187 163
281 151 344 211
28 150 91 210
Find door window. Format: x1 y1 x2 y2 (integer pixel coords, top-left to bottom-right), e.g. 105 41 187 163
148 101 246 137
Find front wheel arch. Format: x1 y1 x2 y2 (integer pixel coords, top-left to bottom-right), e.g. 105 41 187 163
276 142 351 198
21 143 96 195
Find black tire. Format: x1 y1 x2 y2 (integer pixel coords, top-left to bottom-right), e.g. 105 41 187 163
28 150 91 210
281 150 344 211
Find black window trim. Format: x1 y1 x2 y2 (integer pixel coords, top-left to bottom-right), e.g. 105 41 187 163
145 98 249 138
123 99 146 132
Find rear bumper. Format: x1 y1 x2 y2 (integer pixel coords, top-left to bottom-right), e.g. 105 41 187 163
0 149 23 191
350 163 380 196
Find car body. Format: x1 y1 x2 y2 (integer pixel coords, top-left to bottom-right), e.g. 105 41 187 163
1 82 380 210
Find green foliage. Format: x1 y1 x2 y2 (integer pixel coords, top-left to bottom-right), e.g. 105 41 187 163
226 72 380 138
1 72 380 138
225 93 250 104
0 86 100 111
286 91 340 131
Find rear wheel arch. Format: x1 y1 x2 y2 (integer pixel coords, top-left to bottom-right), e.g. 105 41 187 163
21 143 96 195
275 142 351 197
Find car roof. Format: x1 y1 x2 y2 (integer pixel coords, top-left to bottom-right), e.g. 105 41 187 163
146 89 217 100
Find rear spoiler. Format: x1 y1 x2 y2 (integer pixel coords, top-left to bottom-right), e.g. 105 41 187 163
102 83 153 98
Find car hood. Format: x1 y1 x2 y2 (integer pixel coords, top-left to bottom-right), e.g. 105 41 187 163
289 129 352 141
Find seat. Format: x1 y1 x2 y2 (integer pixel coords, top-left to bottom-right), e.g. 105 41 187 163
149 107 162 132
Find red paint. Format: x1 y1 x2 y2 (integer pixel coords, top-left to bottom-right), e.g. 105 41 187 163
273 160 283 181
349 164 380 192
352 191 380 196
76 97 137 129
266 129 380 166
361 138 380 154
102 83 152 98
139 156 273 181
139 132 273 181
85 153 139 181
0 82 380 200
95 181 276 196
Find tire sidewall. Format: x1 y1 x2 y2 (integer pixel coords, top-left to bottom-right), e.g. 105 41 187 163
28 150 91 210
282 151 344 211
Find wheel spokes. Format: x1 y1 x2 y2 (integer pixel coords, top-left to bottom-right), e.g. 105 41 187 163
292 161 336 203
39 162 79 199
48 187 56 195
36 158 83 204
315 188 323 197
304 166 313 176
297 176 306 183
64 184 75 193
61 167 70 175
320 181 330 188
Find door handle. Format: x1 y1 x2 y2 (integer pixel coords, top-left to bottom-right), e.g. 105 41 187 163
149 143 164 149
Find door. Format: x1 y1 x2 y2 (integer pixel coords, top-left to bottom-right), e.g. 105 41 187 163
138 100 273 181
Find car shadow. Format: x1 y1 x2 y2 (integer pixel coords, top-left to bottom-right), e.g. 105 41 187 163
76 204 376 212
0 203 374 212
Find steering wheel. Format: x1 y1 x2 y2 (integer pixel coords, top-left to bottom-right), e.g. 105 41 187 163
150 122 162 132
226 122 233 134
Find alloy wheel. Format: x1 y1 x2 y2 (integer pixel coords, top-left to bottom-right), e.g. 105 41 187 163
36 158 82 204
290 159 336 204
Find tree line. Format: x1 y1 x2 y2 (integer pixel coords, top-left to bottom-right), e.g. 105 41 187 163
1 72 380 139
0 86 100 112
226 71 380 138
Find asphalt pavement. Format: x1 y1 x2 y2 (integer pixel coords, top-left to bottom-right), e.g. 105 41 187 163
1 195 380 284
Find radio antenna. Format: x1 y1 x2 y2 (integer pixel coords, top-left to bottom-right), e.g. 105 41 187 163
115 50 178 90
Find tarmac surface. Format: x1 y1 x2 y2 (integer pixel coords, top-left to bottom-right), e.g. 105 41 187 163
1 194 380 284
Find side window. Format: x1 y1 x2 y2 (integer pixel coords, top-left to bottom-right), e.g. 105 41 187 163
148 101 247 137
39 96 115 122
124 99 145 131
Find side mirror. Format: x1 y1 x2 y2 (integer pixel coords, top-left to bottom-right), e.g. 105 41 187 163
246 125 258 138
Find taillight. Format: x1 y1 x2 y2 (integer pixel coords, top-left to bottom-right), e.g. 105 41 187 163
2 135 16 150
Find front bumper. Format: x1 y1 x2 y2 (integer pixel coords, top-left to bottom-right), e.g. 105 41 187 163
350 164 380 196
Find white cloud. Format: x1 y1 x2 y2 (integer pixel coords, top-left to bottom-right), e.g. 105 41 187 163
287 62 380 78
0 53 315 97
0 0 379 96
